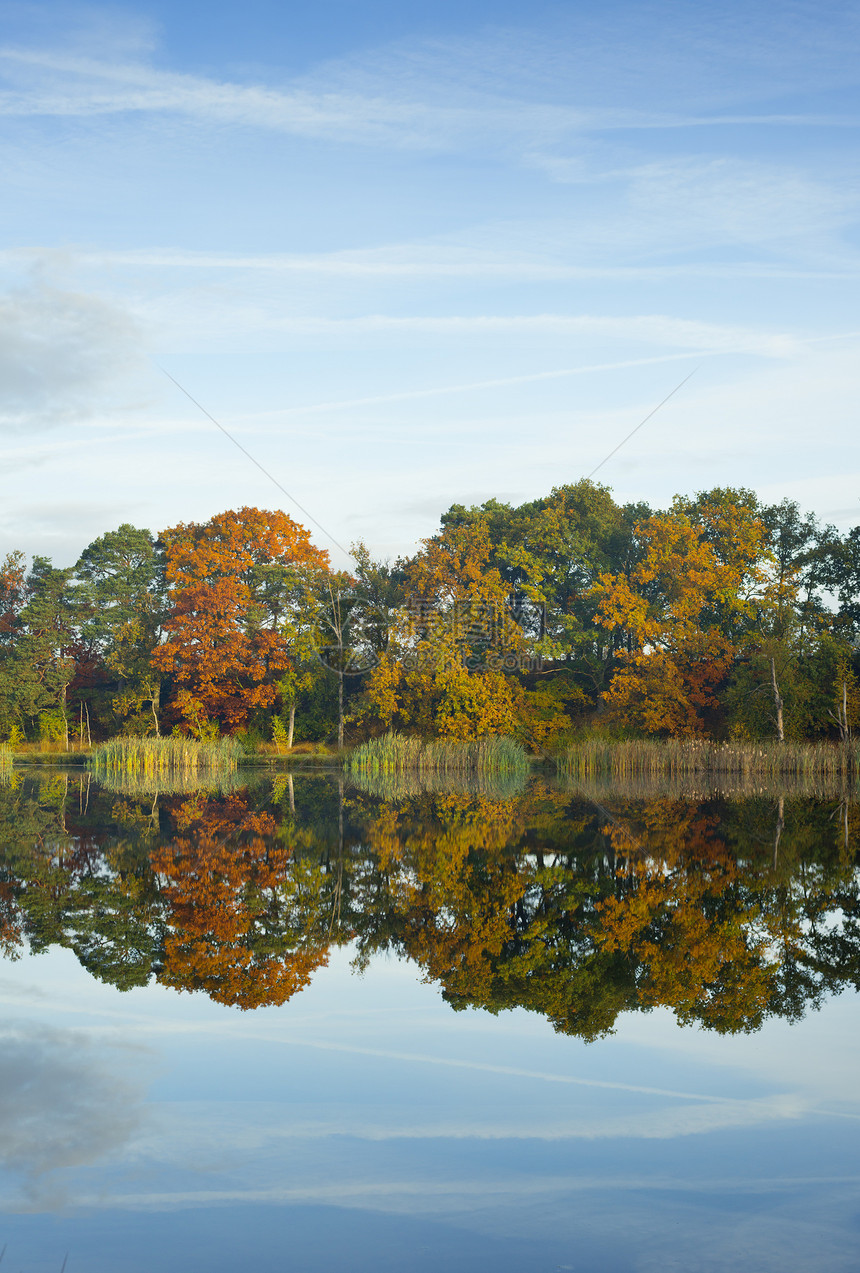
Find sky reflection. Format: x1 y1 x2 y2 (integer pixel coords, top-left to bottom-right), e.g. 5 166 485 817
1 942 858 1272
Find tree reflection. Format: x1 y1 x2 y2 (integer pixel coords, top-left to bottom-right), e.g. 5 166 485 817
0 774 858 1033
152 793 332 1007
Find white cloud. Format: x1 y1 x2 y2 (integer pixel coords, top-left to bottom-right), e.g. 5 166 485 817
0 280 144 432
0 1021 149 1209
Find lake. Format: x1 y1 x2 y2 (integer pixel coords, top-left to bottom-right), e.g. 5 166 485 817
0 769 858 1272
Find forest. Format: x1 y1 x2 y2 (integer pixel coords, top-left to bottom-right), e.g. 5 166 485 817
1 480 859 752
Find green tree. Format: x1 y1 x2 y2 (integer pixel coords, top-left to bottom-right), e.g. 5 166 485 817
73 524 165 735
10 558 77 745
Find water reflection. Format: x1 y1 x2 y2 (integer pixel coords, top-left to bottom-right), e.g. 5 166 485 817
0 770 858 1036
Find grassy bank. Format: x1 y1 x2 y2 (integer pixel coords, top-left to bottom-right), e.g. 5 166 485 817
557 738 860 781
89 736 243 781
347 732 529 778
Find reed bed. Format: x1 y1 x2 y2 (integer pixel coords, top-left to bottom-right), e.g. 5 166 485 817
562 770 858 803
349 766 528 803
94 769 244 798
0 744 11 777
557 739 860 782
347 732 530 778
89 736 243 782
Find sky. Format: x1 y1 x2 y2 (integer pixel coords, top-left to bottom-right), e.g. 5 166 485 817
1 0 859 569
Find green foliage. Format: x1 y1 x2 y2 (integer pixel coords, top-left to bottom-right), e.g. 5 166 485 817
38 712 68 745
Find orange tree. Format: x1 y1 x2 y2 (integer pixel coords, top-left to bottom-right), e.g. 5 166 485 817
592 491 774 736
153 507 329 733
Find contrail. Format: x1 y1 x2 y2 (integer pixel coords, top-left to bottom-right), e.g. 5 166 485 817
586 366 699 479
245 351 704 421
158 365 352 559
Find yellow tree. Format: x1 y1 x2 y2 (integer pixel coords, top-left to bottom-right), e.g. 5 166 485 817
593 496 773 735
366 521 529 739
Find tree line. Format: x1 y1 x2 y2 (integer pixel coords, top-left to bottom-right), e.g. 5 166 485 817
1 481 859 748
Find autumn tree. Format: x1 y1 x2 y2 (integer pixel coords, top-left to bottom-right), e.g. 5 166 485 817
365 520 531 740
153 507 329 734
0 552 27 739
593 492 774 736
441 482 650 706
151 793 332 1008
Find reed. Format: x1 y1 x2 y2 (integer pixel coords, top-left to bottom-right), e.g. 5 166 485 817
0 744 12 779
94 769 244 797
89 736 242 781
557 738 860 781
563 770 858 802
347 732 529 777
349 766 528 802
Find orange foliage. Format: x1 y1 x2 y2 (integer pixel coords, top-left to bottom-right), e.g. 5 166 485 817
151 793 330 1008
153 507 329 731
0 551 26 646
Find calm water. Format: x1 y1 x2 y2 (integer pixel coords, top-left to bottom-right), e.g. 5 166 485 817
0 769 858 1272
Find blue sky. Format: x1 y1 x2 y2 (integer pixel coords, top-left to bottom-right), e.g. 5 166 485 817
1 0 859 567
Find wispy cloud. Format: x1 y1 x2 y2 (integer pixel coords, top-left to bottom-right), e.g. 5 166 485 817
179 311 803 358
8 244 857 284
1 18 858 154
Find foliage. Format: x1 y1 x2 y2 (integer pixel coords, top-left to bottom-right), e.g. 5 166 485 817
153 507 329 733
0 484 856 751
593 493 775 736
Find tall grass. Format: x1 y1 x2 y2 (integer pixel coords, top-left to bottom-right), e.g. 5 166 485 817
0 744 11 780
349 766 528 802
347 732 529 778
563 769 858 802
89 736 242 783
557 738 860 781
94 768 244 797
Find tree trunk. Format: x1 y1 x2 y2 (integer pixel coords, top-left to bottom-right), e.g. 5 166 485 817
773 795 784 869
61 683 69 752
288 702 295 750
770 659 784 743
337 673 344 750
150 681 161 738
